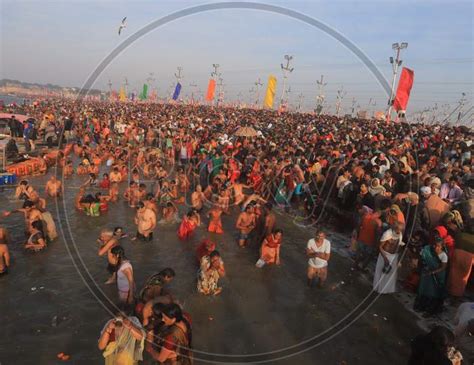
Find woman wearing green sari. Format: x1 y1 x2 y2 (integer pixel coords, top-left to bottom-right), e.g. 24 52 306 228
414 238 448 316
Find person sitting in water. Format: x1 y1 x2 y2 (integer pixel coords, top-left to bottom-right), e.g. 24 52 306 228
160 202 179 224
257 229 283 267
0 227 11 276
24 220 47 252
197 250 225 295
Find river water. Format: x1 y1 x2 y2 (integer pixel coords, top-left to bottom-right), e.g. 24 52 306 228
0 166 426 365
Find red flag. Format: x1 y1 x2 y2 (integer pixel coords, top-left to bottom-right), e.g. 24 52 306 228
206 79 216 102
393 67 414 112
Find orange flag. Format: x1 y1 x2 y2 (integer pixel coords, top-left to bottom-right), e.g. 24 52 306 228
206 79 216 102
393 67 414 113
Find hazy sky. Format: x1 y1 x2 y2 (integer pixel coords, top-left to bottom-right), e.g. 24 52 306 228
1 0 473 114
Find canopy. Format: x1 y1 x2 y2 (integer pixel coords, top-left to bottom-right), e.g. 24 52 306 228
235 126 258 137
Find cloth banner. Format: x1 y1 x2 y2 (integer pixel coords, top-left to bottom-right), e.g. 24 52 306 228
139 84 148 100
393 67 414 113
172 82 182 101
206 79 216 101
263 75 277 108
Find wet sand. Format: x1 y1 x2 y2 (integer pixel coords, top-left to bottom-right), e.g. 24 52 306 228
0 171 430 365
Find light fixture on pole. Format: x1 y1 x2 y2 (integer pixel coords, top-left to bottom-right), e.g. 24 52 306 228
386 42 408 121
280 55 294 109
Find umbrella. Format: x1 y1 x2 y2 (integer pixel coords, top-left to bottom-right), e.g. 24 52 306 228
235 126 258 137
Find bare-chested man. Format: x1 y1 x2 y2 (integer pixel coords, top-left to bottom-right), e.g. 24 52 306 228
191 185 205 211
132 201 157 242
0 227 11 275
45 175 62 197
232 180 249 206
109 166 122 183
236 204 256 247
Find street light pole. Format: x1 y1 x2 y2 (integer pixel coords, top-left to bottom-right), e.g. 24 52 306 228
254 78 263 106
386 42 408 121
316 75 327 115
280 55 294 110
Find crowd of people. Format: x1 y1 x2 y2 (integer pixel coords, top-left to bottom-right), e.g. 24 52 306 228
0 97 472 364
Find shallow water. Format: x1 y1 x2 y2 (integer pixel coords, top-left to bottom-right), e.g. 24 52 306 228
0 169 425 365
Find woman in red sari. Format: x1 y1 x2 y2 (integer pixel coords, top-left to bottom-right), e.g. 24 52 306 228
177 210 201 240
258 229 283 266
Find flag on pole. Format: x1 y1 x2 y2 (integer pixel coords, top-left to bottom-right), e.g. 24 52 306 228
139 84 148 100
263 75 277 108
172 82 182 101
206 79 216 102
393 67 414 113
119 86 126 102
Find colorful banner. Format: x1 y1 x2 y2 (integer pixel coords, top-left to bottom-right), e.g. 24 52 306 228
393 67 414 113
206 79 216 101
139 84 148 100
119 87 126 102
172 82 182 101
263 75 277 108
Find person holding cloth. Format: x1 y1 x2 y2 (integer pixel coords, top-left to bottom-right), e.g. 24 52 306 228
306 230 331 288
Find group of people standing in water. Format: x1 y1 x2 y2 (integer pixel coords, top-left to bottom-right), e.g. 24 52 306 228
0 97 472 364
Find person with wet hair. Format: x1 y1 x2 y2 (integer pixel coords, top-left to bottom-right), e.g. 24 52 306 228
108 246 134 305
24 220 46 252
306 229 331 288
132 201 156 242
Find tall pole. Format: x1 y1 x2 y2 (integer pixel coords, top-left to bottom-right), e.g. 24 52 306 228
189 82 197 104
316 75 327 115
456 92 467 124
217 77 224 107
351 97 357 117
297 92 304 112
248 87 255 105
280 55 294 110
386 42 408 121
335 86 346 117
211 64 220 106
254 78 263 106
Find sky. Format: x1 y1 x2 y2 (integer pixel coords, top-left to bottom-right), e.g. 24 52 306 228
1 0 473 116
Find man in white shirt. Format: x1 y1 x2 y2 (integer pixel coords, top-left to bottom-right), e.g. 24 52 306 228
306 230 331 288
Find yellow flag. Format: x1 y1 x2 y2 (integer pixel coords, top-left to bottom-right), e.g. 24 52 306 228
263 75 277 108
119 86 126 102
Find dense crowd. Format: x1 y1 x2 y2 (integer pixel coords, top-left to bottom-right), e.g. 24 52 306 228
0 98 473 364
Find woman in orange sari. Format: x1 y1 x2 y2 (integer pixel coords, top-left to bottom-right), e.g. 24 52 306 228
258 229 283 266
